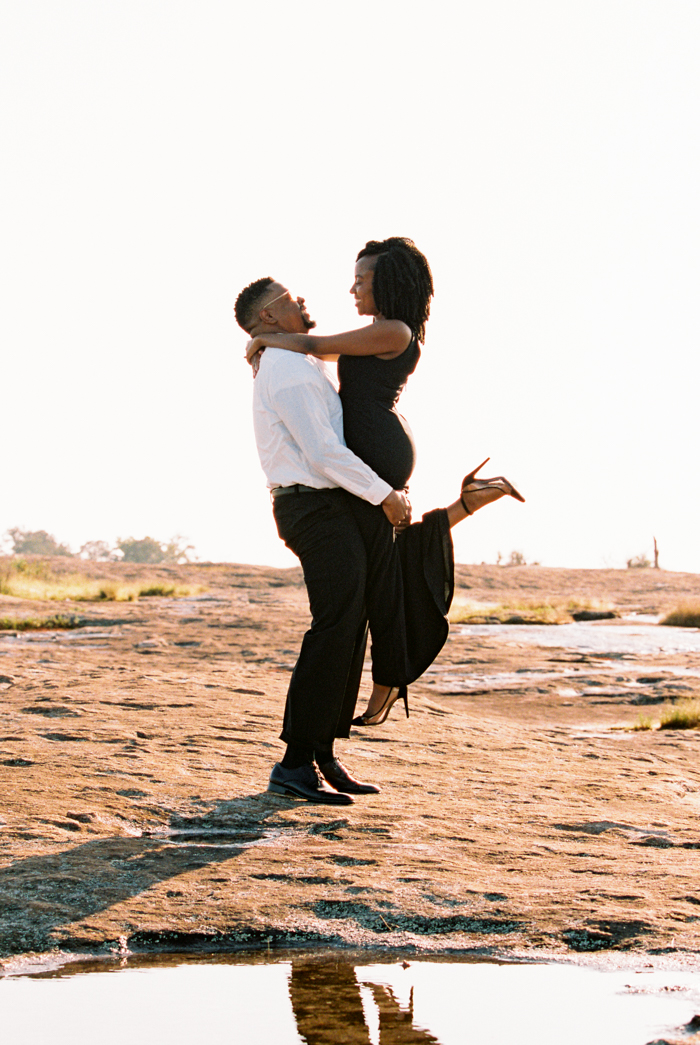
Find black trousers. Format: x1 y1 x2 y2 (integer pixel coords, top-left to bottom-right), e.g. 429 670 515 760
273 488 372 750
273 489 454 750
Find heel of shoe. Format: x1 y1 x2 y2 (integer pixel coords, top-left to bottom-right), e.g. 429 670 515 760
461 458 490 488
268 781 291 796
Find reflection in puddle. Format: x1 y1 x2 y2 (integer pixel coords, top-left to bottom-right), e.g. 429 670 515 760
458 621 700 655
2 954 700 1045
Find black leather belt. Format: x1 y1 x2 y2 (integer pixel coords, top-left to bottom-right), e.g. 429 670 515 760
270 484 325 499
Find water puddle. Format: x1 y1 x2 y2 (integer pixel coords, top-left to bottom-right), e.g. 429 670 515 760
458 621 700 655
428 662 700 695
2 953 700 1044
0 628 118 650
143 826 287 849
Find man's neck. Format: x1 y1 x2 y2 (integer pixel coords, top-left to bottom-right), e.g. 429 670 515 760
249 321 283 337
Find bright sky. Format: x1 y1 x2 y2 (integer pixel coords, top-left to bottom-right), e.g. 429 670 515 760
2 1 699 572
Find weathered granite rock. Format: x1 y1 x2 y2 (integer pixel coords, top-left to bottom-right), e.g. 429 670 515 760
1 560 700 970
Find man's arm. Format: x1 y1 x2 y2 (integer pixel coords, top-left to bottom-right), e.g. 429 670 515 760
272 379 409 523
274 381 390 503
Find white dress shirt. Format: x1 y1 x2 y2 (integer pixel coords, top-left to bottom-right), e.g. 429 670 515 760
252 348 393 506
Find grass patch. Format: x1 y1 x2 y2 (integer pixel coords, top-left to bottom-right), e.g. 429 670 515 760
449 597 617 626
660 602 700 628
659 699 700 730
0 615 84 631
632 714 655 731
137 584 179 597
0 561 201 602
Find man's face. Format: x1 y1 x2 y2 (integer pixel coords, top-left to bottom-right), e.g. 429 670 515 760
259 283 316 333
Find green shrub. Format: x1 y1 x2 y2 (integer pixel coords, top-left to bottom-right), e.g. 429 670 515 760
0 615 82 631
659 699 700 730
449 596 616 626
138 584 177 597
660 603 700 628
0 560 199 601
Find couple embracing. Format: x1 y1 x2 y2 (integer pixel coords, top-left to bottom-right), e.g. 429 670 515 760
234 237 524 806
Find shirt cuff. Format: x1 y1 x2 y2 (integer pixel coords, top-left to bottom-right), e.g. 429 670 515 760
363 477 394 505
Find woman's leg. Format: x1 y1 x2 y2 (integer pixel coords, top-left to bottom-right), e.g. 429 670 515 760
350 504 455 721
341 492 411 698
351 471 524 720
361 482 522 716
446 485 508 528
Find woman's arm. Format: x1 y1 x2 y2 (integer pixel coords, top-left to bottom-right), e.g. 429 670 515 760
245 319 412 364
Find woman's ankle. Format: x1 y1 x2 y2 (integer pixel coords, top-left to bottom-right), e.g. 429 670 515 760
366 683 391 713
446 498 469 528
448 487 506 528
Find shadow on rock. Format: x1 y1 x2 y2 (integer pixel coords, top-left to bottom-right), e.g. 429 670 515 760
0 794 290 956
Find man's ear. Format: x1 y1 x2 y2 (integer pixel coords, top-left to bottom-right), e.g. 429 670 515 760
258 307 279 328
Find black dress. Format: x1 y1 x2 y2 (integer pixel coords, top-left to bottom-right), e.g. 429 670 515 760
338 338 420 489
337 339 455 688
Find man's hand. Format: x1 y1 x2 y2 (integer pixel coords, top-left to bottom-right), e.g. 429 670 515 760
381 489 411 530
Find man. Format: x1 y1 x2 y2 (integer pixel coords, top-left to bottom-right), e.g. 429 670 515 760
234 277 410 805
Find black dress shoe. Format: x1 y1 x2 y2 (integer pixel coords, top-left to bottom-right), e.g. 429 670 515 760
268 762 354 805
318 758 380 795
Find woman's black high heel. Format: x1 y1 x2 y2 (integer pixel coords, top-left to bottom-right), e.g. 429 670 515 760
460 457 525 515
352 685 409 727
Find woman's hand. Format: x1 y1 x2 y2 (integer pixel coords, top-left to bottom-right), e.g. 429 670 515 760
246 336 266 364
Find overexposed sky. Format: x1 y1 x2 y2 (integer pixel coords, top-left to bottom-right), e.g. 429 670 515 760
2 0 699 571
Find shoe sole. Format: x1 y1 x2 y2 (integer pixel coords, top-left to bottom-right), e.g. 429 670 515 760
321 779 380 795
268 781 354 804
340 787 380 794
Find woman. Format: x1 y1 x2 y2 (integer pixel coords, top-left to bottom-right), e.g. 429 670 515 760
246 237 524 724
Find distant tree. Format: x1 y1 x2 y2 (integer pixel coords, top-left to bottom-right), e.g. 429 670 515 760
506 550 526 566
116 535 194 564
6 528 72 556
626 552 651 569
160 535 195 564
116 537 166 564
79 540 115 562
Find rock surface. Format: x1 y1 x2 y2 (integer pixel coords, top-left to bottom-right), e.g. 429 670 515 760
1 560 700 970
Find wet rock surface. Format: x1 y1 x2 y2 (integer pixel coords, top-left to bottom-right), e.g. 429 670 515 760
1 561 700 967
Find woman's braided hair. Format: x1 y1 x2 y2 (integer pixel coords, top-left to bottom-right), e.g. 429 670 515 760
356 237 434 344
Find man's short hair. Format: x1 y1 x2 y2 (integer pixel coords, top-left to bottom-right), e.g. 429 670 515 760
234 277 275 333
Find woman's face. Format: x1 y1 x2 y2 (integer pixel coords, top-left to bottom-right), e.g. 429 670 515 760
350 256 379 317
